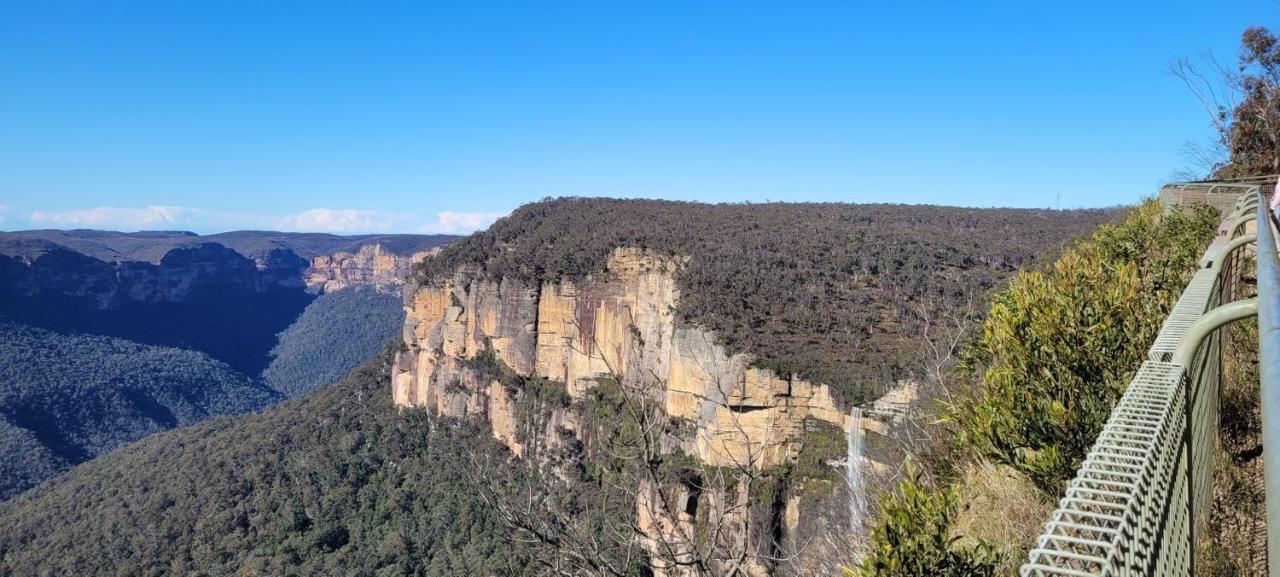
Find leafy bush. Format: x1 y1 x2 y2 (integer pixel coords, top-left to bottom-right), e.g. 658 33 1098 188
950 201 1219 492
853 468 998 577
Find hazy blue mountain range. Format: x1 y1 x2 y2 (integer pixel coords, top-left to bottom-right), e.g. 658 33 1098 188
0 229 451 501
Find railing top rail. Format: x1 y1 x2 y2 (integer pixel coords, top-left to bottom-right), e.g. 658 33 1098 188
1253 186 1280 576
1160 182 1260 196
1182 174 1280 184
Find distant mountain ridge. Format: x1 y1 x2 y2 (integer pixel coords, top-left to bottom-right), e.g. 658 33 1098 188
0 229 456 373
0 229 455 264
0 228 455 501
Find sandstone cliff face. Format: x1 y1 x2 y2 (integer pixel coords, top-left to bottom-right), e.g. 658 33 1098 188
393 247 852 470
305 244 440 293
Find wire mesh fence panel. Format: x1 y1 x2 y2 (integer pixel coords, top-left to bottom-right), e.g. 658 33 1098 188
1021 183 1261 577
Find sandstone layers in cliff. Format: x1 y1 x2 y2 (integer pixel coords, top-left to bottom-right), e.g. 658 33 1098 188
306 244 440 293
393 248 851 469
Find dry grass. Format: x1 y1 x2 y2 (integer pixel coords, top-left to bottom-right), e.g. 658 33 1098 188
949 461 1053 576
1200 308 1266 577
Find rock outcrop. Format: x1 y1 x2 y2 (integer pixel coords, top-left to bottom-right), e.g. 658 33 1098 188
0 230 457 300
392 247 906 577
305 244 440 293
393 248 854 470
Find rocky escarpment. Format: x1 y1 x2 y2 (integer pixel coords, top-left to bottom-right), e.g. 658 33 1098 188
0 230 457 299
0 233 454 361
395 247 877 576
0 242 317 374
393 247 854 470
306 244 441 293
0 231 455 375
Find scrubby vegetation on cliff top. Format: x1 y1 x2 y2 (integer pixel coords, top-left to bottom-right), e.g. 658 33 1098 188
0 350 533 577
0 320 281 501
417 198 1117 403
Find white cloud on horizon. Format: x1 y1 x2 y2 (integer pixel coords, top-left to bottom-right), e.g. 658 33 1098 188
19 205 506 236
28 206 214 230
420 211 506 234
276 208 408 233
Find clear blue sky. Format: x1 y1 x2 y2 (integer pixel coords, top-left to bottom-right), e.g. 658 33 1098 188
0 1 1274 234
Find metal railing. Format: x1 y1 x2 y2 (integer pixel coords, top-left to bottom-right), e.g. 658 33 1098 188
1021 181 1276 577
1257 184 1280 577
1160 182 1255 214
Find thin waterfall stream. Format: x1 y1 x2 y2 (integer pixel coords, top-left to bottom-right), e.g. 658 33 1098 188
847 406 864 532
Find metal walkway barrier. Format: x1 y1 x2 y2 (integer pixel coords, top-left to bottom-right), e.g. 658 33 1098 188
1022 181 1277 577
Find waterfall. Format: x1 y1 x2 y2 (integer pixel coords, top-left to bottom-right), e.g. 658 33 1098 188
847 406 864 532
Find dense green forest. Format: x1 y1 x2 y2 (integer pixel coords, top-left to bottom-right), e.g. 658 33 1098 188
419 199 1117 401
263 286 405 397
0 350 530 577
0 284 412 502
0 321 281 501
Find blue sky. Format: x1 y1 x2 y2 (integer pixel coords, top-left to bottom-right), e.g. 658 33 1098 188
0 1 1274 234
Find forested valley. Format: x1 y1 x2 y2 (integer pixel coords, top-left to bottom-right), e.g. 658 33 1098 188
0 198 1119 576
0 232 440 502
0 350 528 576
6 5 1270 577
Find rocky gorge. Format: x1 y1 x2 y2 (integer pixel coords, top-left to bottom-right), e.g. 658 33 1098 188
394 247 874 576
387 197 1118 575
0 230 453 372
393 247 856 469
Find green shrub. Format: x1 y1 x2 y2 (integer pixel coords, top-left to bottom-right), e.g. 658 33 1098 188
463 346 521 386
950 200 1218 493
791 419 845 486
853 468 998 577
